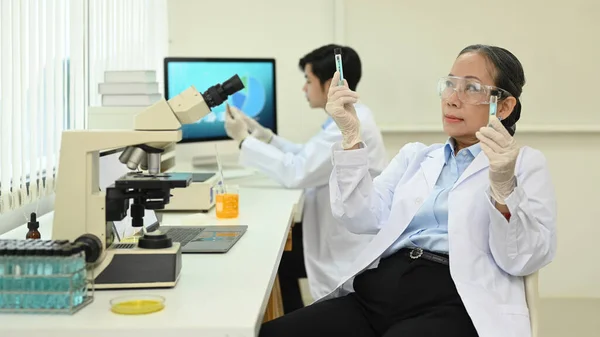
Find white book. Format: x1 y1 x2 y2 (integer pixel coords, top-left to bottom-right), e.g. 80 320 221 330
101 94 162 107
104 70 156 83
98 82 159 95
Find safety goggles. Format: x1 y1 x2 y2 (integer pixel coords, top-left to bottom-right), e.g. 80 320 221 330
437 76 512 105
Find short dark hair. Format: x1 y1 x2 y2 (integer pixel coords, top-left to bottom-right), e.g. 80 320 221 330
299 44 362 91
459 45 526 136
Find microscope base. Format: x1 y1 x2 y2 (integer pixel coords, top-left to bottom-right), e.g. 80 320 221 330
92 243 182 289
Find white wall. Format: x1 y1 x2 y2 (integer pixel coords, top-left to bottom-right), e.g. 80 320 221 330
167 0 600 299
344 0 600 129
167 0 338 143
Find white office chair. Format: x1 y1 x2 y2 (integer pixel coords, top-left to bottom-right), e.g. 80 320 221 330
524 271 540 337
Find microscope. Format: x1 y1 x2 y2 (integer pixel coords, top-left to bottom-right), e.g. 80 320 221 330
52 75 244 289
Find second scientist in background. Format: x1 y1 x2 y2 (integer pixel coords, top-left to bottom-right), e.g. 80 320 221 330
225 44 388 306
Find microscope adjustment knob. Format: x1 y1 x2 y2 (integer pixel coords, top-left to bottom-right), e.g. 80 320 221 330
74 234 103 263
138 231 173 249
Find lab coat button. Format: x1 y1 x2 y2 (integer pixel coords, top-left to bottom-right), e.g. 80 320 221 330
415 197 423 204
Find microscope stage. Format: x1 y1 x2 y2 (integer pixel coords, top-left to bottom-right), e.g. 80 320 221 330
191 172 216 182
115 172 193 189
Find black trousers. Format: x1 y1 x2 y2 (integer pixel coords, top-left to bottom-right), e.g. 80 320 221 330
277 222 307 314
260 249 479 337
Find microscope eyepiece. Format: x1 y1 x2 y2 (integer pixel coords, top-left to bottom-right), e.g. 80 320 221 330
202 74 245 109
222 74 244 96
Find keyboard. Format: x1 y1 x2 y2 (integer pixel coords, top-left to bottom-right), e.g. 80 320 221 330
163 227 205 247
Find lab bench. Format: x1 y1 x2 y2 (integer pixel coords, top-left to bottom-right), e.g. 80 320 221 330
0 168 304 337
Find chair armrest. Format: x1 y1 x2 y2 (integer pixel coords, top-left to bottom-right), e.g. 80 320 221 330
524 271 540 337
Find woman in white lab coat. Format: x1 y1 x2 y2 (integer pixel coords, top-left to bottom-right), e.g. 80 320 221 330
259 44 556 337
224 45 389 304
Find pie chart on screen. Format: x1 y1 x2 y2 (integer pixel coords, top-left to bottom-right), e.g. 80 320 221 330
229 75 266 118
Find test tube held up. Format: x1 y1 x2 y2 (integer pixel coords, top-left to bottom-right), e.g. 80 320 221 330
489 89 499 121
334 48 344 86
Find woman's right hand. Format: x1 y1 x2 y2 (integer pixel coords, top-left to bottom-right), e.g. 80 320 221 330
325 71 362 149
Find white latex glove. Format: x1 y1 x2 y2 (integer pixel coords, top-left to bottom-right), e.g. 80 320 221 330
239 112 273 143
325 71 361 149
476 118 521 205
224 104 249 143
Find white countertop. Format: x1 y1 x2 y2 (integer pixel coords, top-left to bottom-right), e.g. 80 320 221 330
0 168 304 337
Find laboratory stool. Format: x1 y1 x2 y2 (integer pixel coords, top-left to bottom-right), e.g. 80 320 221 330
524 271 540 337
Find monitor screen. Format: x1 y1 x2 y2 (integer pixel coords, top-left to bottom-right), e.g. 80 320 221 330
164 57 277 143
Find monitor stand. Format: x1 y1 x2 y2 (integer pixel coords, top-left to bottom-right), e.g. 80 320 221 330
191 154 218 168
191 154 243 170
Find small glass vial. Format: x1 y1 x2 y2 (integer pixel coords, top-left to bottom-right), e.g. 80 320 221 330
4 246 16 309
33 246 49 309
71 243 87 306
11 245 26 309
22 247 37 309
56 246 73 309
25 213 41 240
42 247 56 309
0 246 6 309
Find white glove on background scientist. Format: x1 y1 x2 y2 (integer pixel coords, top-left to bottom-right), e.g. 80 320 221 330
224 104 250 143
224 104 275 144
241 111 274 143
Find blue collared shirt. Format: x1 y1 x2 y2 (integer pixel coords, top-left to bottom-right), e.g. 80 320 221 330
322 117 334 129
381 139 482 257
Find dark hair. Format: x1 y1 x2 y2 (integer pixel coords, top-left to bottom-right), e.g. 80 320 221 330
459 45 526 136
299 44 362 91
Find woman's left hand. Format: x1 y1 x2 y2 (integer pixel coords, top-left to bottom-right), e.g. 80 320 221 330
476 118 521 205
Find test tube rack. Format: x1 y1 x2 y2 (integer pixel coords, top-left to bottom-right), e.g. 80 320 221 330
0 239 94 314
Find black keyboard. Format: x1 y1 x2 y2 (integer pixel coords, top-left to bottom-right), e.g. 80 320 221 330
164 228 204 247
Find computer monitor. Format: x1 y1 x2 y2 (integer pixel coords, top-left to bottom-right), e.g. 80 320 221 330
99 149 158 241
164 57 277 143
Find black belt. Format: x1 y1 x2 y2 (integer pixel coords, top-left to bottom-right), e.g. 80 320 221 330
401 248 449 266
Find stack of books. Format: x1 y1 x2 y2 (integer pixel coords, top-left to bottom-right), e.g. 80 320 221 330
99 70 161 106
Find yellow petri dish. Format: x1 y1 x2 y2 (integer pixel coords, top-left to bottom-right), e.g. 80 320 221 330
110 295 165 315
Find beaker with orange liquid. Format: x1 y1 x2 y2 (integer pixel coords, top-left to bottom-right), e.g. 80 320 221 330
216 185 239 219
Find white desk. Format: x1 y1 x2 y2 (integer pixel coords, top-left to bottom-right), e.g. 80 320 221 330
0 171 304 337
177 164 305 224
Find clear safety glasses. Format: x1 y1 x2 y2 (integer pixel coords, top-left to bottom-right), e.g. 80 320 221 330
437 76 512 105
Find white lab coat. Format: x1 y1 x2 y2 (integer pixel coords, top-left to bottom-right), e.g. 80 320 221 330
238 104 388 299
324 141 557 337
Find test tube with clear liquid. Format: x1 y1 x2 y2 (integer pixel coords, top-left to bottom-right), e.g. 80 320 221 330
334 48 344 86
488 89 499 124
